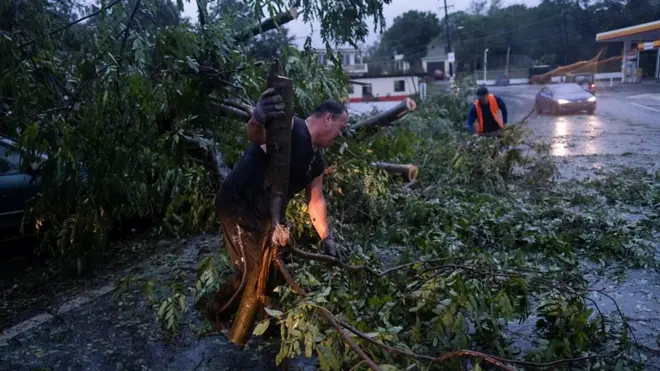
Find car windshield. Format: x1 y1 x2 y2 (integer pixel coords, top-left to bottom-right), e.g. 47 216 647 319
552 84 589 94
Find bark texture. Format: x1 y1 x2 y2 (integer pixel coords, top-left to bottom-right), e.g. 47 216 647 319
227 59 294 346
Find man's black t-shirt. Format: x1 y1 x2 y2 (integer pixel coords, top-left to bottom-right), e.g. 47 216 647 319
216 116 326 229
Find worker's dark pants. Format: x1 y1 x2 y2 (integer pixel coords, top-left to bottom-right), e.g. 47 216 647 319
205 210 287 331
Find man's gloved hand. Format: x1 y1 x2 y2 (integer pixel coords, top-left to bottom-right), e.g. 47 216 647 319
321 232 348 261
252 88 286 127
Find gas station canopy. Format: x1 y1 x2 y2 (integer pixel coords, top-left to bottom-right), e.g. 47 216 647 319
596 20 660 43
596 20 660 82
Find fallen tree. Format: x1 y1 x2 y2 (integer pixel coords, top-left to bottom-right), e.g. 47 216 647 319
180 84 657 370
529 52 603 84
4 1 659 370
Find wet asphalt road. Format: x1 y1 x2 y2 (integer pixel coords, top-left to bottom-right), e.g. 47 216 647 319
491 82 660 180
492 82 660 158
495 81 660 365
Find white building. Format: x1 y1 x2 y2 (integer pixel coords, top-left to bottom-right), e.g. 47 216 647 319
422 37 449 78
392 54 411 73
315 47 368 75
347 74 423 103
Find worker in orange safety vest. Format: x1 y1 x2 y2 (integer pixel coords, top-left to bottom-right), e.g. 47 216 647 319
465 86 508 136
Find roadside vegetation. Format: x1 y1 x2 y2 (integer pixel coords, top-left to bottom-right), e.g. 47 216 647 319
1 1 659 370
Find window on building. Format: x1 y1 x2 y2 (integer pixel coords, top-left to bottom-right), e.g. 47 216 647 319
347 84 354 94
343 54 351 65
362 85 372 96
394 80 405 92
318 54 325 65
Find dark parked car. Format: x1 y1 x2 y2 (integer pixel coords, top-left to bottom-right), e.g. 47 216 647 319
535 83 597 115
0 134 46 239
568 73 596 94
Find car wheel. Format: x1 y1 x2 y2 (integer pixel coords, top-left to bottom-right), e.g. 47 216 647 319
587 108 595 114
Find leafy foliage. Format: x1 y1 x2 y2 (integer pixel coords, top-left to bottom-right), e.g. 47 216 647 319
156 84 658 369
2 0 659 370
0 0 364 263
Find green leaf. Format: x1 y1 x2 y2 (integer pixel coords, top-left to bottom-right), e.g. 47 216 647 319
304 332 313 358
253 320 270 336
378 365 400 371
265 307 284 317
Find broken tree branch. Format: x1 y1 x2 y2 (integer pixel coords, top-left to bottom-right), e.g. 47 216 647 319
210 102 251 121
350 97 417 131
274 256 382 371
370 162 418 182
235 6 299 43
228 59 294 346
18 0 123 49
264 60 294 246
274 255 514 371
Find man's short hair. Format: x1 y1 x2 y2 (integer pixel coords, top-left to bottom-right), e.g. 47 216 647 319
476 86 489 97
312 99 347 119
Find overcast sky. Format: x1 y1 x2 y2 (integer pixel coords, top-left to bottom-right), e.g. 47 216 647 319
180 0 539 48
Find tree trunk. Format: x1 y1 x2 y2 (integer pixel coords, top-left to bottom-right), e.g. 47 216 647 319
228 266 261 345
264 61 294 238
350 98 417 131
370 162 419 182
227 59 294 346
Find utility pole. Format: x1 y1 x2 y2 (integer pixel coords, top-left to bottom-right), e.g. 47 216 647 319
561 9 568 65
442 0 453 79
505 46 510 76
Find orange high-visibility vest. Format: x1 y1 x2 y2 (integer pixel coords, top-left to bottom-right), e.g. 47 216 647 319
474 94 504 135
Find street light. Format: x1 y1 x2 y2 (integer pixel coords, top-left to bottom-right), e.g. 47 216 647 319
483 48 489 82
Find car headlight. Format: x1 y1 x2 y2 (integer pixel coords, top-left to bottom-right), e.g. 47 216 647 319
587 96 596 102
557 99 569 104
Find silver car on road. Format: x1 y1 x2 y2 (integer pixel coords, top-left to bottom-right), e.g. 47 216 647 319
535 83 597 115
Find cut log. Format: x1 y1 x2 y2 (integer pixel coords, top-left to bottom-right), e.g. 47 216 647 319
227 59 294 346
370 162 419 182
236 6 299 43
228 267 261 345
350 97 417 131
264 61 294 243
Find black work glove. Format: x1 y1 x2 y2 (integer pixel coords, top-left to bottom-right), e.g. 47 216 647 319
252 88 286 127
321 232 348 262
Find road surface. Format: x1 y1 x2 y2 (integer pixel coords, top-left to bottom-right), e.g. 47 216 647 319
491 82 660 178
494 82 660 364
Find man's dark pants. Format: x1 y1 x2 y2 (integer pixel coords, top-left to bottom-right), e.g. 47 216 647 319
206 208 286 332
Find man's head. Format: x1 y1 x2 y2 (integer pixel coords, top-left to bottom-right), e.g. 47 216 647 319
476 86 489 104
306 99 349 148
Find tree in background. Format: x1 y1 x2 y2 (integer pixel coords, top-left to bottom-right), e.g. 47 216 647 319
377 10 442 72
424 0 660 75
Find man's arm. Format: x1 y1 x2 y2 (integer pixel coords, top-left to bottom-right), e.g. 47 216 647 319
247 118 266 145
496 96 508 124
305 174 330 239
465 105 477 133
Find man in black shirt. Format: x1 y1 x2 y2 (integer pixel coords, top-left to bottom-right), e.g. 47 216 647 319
209 89 348 329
